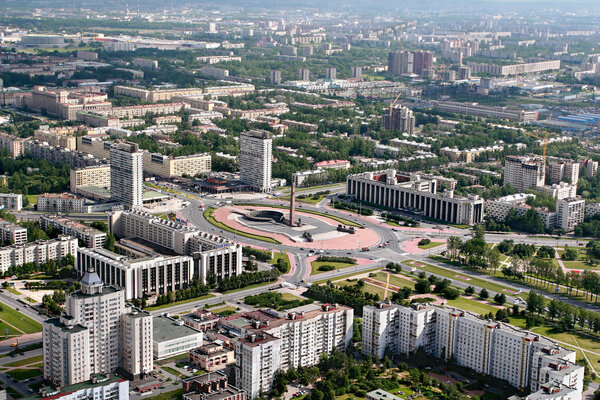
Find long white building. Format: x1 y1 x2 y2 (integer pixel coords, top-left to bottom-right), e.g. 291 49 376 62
110 141 144 209
347 169 484 225
234 304 353 399
363 302 583 399
0 235 77 274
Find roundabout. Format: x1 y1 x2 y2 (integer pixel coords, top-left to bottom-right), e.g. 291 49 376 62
211 205 381 250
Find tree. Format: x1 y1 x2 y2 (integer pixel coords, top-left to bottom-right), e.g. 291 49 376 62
526 291 546 315
447 236 463 260
465 285 475 295
563 245 578 261
415 279 431 294
479 288 489 299
494 293 506 305
497 239 514 254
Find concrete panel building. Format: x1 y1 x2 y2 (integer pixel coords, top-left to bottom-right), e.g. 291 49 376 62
0 193 23 211
0 219 27 245
239 130 272 192
40 214 106 248
70 165 112 194
0 235 78 274
110 141 144 209
37 193 88 213
504 155 545 191
143 152 211 179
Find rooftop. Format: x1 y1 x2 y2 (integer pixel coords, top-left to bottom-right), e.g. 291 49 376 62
23 373 126 400
153 315 203 343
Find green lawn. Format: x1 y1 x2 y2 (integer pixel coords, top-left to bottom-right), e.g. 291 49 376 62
161 366 188 379
25 297 36 303
144 294 214 311
0 320 20 337
271 252 291 273
281 293 305 302
211 306 238 316
25 195 38 207
203 208 281 244
335 279 389 299
312 267 382 284
0 304 42 334
147 389 183 400
4 355 43 368
414 259 517 295
221 280 273 294
372 272 416 289
446 296 502 316
6 368 43 380
418 241 445 250
311 261 357 275
5 287 21 295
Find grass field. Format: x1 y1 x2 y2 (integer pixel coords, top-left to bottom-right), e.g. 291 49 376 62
418 241 445 250
271 252 291 273
146 389 183 400
414 259 517 295
5 287 21 295
144 294 214 311
6 368 43 380
0 304 42 334
313 267 381 284
310 260 357 275
335 279 389 299
211 306 238 316
203 208 281 244
371 271 416 289
4 355 43 368
446 296 502 316
222 280 273 294
281 293 305 302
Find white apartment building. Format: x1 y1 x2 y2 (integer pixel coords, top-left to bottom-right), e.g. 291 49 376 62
32 374 129 400
504 155 545 191
0 235 77 274
70 165 111 193
363 302 583 398
434 101 538 122
240 130 272 192
121 309 154 380
382 105 415 134
467 60 561 76
110 141 144 209
37 192 88 213
537 183 577 201
0 193 22 211
43 268 153 387
235 304 353 399
347 170 484 225
0 219 27 245
77 135 112 159
40 214 106 248
585 203 600 218
143 152 211 179
548 162 579 185
485 193 558 230
579 159 598 178
557 198 585 231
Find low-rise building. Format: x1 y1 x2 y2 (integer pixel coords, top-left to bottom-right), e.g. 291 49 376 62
0 193 23 211
23 374 129 400
189 343 235 372
366 389 403 400
37 193 88 213
0 235 78 273
40 215 106 248
313 159 351 170
485 193 557 229
0 219 27 245
183 372 246 400
153 315 203 359
70 165 112 194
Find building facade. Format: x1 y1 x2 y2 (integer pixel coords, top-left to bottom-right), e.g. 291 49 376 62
504 155 546 192
0 235 78 274
347 170 484 225
382 105 415 134
70 165 112 193
110 141 144 209
37 193 88 213
239 130 273 192
40 214 106 248
0 193 23 211
143 152 211 179
0 219 27 245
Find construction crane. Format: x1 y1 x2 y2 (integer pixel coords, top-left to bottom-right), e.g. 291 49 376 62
389 92 403 115
521 129 551 165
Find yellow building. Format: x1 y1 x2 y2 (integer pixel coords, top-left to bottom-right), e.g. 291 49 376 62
143 152 211 178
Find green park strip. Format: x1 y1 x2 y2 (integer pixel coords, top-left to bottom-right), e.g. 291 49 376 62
4 355 44 368
418 241 445 250
144 294 214 312
6 368 43 380
146 389 183 400
0 304 42 334
5 287 21 295
221 280 273 294
312 267 382 285
446 296 501 316
203 207 281 244
310 261 357 275
241 203 361 227
408 259 517 295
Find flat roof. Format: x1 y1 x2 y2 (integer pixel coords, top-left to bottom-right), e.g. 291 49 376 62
153 315 202 343
23 374 125 400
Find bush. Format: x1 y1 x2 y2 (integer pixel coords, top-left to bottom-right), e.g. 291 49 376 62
494 293 506 305
316 256 356 264
442 287 460 300
418 239 431 246
479 288 489 299
318 265 336 272
415 279 431 294
464 285 475 295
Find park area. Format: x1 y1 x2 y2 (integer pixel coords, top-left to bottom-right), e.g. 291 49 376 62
0 304 42 340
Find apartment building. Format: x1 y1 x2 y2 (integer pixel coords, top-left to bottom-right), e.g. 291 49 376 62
102 103 187 119
199 67 229 79
25 140 106 169
70 165 112 193
504 155 546 191
37 193 88 213
25 374 129 400
77 135 112 159
382 105 415 134
235 304 353 399
189 343 235 372
557 198 585 231
0 235 78 274
240 130 273 192
440 145 504 163
0 193 23 211
537 182 578 201
114 84 254 102
586 203 600 218
110 141 144 209
40 214 106 248
43 268 153 387
485 193 558 230
33 125 81 150
143 152 211 179
76 111 121 128
0 131 25 158
548 162 579 185
109 209 242 281
346 169 484 225
363 302 583 398
434 101 538 122
579 159 598 178
21 86 112 120
0 219 27 245
133 58 159 69
467 60 561 76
